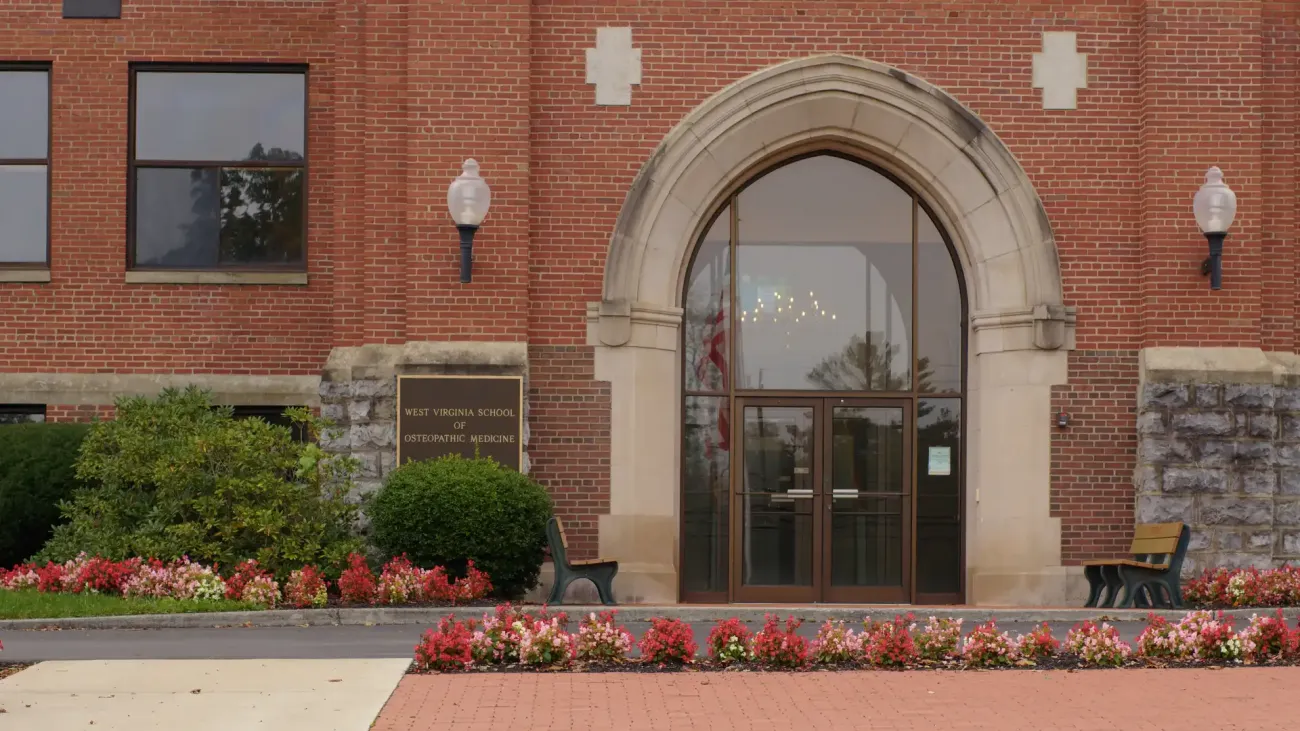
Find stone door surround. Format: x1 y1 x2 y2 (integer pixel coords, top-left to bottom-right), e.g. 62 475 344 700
588 54 1078 605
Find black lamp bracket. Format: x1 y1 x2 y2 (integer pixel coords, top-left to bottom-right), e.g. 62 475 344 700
457 224 480 284
1201 231 1226 291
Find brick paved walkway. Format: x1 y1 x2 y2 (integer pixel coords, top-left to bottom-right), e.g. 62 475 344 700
373 668 1299 730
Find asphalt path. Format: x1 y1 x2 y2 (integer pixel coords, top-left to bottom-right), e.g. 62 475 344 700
0 620 1151 663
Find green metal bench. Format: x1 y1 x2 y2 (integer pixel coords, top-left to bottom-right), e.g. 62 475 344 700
1083 522 1190 608
545 516 619 605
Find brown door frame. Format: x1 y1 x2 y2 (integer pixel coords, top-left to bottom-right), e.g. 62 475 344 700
729 397 823 603
819 397 912 604
729 395 913 603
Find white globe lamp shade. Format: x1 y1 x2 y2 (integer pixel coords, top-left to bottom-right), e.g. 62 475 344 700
448 159 491 227
1193 166 1237 235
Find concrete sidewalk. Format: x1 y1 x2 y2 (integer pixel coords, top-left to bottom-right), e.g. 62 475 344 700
2 604 1293 632
0 658 410 731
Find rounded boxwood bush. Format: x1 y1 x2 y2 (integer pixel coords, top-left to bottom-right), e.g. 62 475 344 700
368 455 553 598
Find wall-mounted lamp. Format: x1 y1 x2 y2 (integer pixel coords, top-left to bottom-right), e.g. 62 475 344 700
1193 166 1237 291
447 159 492 284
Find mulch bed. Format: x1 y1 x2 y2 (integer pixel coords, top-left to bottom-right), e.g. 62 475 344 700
0 663 31 681
406 655 1300 675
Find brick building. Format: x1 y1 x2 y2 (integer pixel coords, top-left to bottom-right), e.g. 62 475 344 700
2 0 1298 605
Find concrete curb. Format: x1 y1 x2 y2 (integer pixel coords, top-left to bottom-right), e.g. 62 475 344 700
4 605 1300 631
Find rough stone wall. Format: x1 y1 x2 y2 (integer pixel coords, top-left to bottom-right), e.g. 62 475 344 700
1137 382 1300 575
319 376 399 506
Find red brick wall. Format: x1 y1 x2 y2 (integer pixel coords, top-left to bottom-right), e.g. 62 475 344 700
1139 0 1264 348
1262 4 1299 353
4 0 1299 564
45 405 115 423
1050 351 1139 562
0 0 336 376
526 346 611 559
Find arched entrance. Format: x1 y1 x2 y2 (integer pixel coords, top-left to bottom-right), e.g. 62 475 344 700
588 55 1078 606
680 150 966 604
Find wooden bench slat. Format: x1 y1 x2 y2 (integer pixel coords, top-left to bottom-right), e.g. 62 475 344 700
1130 536 1180 555
1133 523 1183 540
1113 558 1171 570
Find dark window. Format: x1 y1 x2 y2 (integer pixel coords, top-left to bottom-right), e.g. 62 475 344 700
229 405 308 441
129 66 307 270
0 65 51 267
0 404 46 425
63 0 122 19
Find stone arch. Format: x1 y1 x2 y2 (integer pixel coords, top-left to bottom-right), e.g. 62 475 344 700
584 55 1079 606
595 54 1071 351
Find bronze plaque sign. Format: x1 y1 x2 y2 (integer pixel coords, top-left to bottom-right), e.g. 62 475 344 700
396 375 524 470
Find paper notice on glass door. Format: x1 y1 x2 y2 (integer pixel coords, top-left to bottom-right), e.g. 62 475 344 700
927 446 952 476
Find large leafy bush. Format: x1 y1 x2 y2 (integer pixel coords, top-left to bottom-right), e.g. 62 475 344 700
0 423 92 566
367 455 552 598
36 387 361 576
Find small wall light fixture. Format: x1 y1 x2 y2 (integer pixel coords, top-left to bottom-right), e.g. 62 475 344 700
1193 166 1237 291
447 159 492 284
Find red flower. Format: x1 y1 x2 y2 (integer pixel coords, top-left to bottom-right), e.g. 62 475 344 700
414 615 474 672
863 614 918 667
751 614 809 668
638 617 696 664
224 559 268 601
337 553 377 605
705 617 752 663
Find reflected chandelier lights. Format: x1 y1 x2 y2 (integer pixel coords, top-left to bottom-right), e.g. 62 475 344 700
738 290 837 326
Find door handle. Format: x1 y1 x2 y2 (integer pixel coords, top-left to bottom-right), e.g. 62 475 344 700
786 488 814 499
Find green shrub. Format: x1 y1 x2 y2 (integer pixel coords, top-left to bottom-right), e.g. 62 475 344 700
368 455 553 598
0 422 93 566
35 387 362 577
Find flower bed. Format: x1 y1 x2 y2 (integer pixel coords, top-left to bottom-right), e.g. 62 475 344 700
0 552 493 613
408 609 1300 674
1185 566 1300 608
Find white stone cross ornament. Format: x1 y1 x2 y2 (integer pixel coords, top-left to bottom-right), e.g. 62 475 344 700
1032 31 1088 110
585 27 642 106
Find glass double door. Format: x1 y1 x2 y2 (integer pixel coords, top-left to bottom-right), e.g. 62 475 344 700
733 397 910 603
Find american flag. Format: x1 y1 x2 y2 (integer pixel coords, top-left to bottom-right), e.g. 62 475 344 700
696 287 730 457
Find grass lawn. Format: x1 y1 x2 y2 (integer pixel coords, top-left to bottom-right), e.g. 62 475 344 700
0 590 259 620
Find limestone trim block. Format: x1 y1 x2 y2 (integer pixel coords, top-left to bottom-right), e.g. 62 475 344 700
0 268 51 283
1031 31 1088 111
971 304 1076 354
594 53 1071 348
1141 346 1300 387
585 301 683 352
585 26 642 106
0 372 321 407
321 341 528 383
